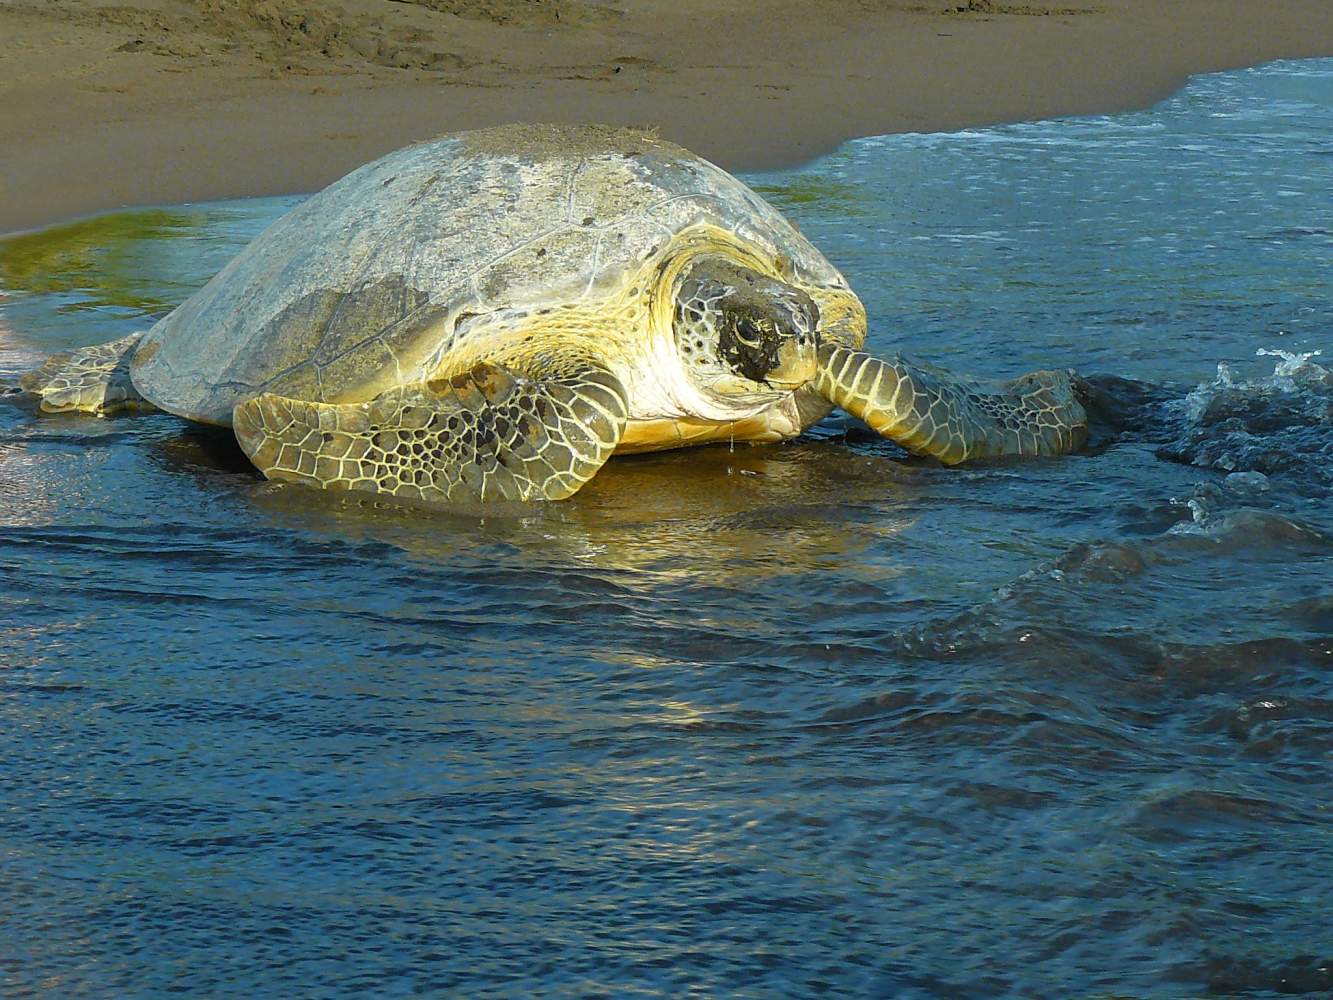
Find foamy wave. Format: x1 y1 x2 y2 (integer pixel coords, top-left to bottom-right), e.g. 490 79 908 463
1152 348 1333 486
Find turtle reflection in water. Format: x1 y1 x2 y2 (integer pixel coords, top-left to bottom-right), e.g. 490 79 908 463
22 124 1087 504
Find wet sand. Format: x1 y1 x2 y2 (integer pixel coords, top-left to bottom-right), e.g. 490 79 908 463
2 0 1331 235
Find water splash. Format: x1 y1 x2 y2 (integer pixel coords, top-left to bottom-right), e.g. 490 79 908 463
1157 349 1333 486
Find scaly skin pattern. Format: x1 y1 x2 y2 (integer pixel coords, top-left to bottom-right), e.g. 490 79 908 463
20 333 154 414
814 344 1088 464
231 361 628 502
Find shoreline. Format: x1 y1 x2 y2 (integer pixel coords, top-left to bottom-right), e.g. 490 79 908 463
2 0 1332 237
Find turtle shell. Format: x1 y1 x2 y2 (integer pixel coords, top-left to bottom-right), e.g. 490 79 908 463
130 123 853 426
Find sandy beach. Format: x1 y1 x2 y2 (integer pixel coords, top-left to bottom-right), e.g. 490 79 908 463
2 0 1331 235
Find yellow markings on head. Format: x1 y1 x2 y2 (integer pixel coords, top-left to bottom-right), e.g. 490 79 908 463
649 224 867 354
641 224 780 335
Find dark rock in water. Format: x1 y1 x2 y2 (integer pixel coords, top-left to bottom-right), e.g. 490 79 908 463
1080 372 1183 430
1076 372 1184 453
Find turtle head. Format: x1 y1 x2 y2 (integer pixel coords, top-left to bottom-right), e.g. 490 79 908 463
673 258 819 396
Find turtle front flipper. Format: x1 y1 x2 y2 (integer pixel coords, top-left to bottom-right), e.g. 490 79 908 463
231 361 628 503
21 332 154 414
814 344 1087 464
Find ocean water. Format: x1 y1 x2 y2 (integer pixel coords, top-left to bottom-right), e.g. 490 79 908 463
1 59 1331 999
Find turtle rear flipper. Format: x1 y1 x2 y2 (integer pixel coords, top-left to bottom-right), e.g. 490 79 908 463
815 345 1087 464
21 332 154 415
232 361 629 503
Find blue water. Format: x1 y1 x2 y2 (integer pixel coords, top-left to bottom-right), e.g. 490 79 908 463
2 60 1331 998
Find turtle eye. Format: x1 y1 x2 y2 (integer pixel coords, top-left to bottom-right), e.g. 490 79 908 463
735 316 765 348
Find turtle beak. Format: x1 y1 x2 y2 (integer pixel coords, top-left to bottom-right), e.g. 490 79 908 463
765 336 817 389
763 300 820 390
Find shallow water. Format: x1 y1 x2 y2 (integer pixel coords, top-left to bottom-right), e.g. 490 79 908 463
2 60 1331 999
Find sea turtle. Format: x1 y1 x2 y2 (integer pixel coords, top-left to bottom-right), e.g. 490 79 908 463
22 123 1087 503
